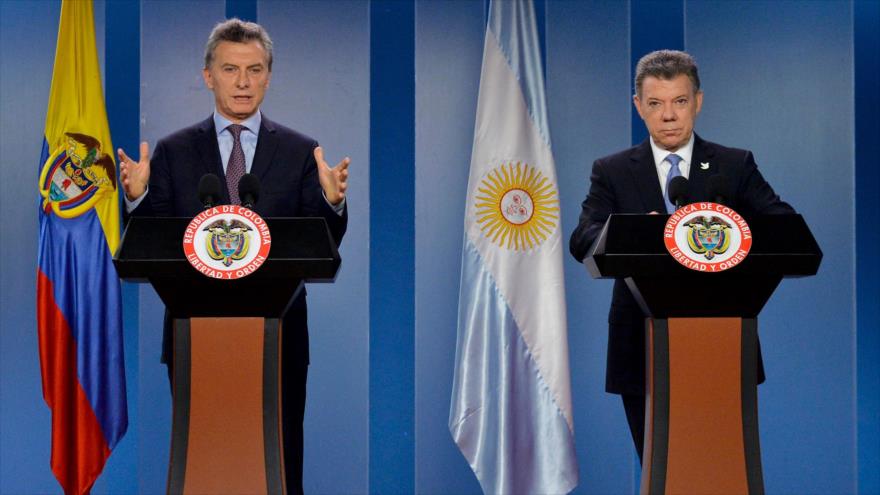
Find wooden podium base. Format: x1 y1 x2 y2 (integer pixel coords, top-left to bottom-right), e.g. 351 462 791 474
642 317 764 495
168 317 285 494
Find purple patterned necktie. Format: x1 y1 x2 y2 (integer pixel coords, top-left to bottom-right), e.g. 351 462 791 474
226 124 246 205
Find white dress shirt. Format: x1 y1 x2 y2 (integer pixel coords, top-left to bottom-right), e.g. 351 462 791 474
649 132 695 202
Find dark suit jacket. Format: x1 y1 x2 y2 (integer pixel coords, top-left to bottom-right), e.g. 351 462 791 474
569 134 793 395
130 114 347 366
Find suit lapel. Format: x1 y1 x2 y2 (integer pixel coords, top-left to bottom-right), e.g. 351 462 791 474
250 116 279 181
688 134 715 202
628 140 666 213
195 116 227 201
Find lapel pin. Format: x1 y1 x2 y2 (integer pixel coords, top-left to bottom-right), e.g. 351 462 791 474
700 162 710 170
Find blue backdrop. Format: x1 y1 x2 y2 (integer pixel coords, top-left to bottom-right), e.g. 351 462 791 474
1 0 876 493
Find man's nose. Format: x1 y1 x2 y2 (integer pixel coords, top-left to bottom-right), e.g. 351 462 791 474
235 72 250 88
661 103 676 121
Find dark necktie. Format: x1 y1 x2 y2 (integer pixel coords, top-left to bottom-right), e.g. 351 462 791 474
664 153 683 213
226 124 246 205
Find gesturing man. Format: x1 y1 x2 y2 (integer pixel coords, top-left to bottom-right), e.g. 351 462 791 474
569 50 793 461
118 19 349 494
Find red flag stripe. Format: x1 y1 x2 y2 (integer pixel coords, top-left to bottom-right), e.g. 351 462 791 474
37 270 111 495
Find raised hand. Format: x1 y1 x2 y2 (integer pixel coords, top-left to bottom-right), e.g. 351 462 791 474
118 141 151 201
314 146 350 206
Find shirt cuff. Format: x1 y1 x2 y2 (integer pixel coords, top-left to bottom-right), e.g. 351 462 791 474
323 192 346 216
124 188 148 213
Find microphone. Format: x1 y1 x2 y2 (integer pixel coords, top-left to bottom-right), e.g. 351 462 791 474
238 173 261 209
707 174 730 205
668 176 689 211
197 173 222 208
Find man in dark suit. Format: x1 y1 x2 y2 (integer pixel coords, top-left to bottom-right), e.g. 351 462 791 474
117 19 349 494
569 50 793 461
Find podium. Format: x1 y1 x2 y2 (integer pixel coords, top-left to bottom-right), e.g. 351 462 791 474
586 213 821 495
114 216 341 494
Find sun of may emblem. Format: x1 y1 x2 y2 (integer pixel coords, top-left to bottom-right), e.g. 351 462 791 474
474 161 559 251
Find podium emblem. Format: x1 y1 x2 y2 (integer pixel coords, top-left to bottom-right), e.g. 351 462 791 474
664 202 752 272
204 219 253 266
474 161 559 251
182 205 271 280
683 216 731 260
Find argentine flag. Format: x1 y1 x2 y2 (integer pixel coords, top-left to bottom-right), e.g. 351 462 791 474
449 1 579 493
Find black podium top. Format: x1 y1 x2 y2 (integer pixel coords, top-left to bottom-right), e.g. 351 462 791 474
114 216 341 317
585 213 822 317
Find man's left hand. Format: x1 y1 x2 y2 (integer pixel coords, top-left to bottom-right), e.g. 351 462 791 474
315 146 350 206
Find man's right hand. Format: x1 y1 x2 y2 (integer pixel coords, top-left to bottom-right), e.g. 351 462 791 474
118 141 151 201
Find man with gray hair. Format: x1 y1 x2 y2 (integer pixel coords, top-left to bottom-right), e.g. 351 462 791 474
118 18 349 493
569 49 793 461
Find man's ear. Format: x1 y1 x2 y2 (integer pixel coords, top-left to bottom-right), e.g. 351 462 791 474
202 67 213 90
633 94 645 120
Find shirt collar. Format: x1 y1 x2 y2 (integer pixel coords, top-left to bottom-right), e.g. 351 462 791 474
649 132 695 166
213 110 262 136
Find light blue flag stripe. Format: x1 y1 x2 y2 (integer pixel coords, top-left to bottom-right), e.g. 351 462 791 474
489 0 550 146
450 240 579 494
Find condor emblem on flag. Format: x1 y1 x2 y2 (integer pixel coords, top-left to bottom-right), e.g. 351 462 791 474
39 132 116 218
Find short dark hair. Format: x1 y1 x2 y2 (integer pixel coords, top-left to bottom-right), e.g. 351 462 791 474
634 50 700 97
204 18 273 71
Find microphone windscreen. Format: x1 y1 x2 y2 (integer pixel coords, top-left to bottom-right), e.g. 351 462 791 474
707 174 730 204
668 176 689 207
198 173 222 208
238 173 261 208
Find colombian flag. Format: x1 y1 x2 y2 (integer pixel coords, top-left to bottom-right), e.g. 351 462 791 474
36 1 127 493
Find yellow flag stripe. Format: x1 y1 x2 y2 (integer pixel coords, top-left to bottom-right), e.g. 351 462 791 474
44 0 120 252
